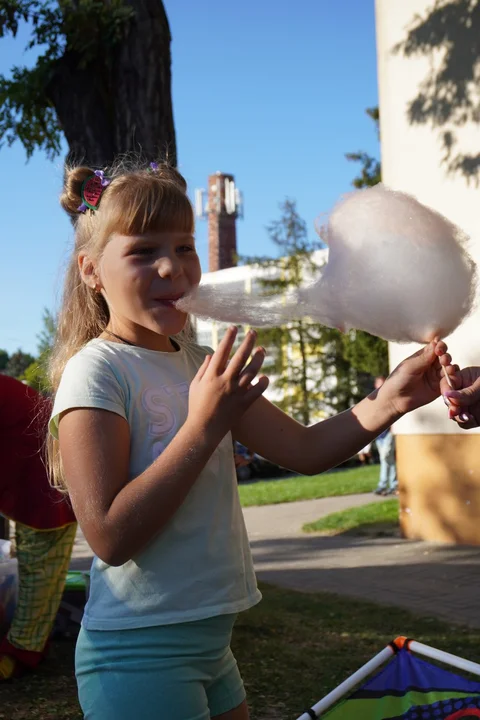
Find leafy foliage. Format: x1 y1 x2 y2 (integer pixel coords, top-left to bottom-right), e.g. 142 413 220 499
3 348 35 377
21 308 56 392
247 200 378 423
249 108 389 421
343 106 388 380
345 107 381 188
0 348 9 371
0 0 134 158
246 200 326 425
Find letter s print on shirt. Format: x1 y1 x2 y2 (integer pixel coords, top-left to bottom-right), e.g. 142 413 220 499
142 383 189 460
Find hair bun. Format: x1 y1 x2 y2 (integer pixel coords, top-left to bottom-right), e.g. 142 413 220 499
60 166 95 217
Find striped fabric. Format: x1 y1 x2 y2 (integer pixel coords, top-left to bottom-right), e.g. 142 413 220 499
7 521 77 652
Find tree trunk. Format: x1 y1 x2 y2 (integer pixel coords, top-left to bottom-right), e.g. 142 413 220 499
297 320 310 427
47 0 176 167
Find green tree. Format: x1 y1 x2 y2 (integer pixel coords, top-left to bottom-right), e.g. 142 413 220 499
4 349 35 378
345 107 381 188
37 308 56 355
247 199 385 422
343 106 389 382
341 330 389 379
247 200 331 425
0 0 176 165
0 349 9 371
21 308 56 392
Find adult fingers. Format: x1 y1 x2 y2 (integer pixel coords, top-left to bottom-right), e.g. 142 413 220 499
452 412 479 429
444 375 480 407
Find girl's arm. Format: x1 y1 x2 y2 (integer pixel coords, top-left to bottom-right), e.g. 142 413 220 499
58 328 268 566
233 340 451 476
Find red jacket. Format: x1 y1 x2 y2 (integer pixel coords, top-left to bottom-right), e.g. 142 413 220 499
0 374 76 529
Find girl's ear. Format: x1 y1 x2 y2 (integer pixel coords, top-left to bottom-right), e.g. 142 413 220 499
79 253 102 291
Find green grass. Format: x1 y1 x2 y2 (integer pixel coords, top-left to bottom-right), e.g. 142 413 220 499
5 583 480 720
303 498 399 536
238 464 378 507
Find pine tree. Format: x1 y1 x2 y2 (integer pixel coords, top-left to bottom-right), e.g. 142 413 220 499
343 106 389 384
21 309 56 392
247 200 330 425
4 349 35 379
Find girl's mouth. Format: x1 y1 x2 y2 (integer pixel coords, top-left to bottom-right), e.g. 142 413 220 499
154 294 185 308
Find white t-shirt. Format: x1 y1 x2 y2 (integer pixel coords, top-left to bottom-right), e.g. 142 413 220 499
50 338 261 630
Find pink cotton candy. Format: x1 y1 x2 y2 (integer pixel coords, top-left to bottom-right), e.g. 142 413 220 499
177 185 477 343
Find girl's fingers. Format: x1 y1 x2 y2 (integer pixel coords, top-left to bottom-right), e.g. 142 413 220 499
196 354 211 381
434 340 448 357
208 326 238 374
245 375 270 403
238 348 266 388
437 352 452 367
227 330 258 377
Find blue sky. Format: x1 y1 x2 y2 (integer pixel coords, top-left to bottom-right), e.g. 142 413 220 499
0 0 379 355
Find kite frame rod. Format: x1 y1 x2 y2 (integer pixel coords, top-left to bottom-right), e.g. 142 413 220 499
409 640 480 678
296 638 480 720
295 645 394 720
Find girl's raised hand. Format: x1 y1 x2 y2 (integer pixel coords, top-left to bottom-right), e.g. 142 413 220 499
377 340 452 416
188 327 269 440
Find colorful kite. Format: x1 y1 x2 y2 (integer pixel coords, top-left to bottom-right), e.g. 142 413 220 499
298 637 480 720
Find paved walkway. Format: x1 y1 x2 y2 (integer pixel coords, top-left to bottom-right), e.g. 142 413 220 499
71 492 480 627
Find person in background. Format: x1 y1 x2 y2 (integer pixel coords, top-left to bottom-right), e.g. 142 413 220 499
357 442 373 466
0 374 77 679
234 442 254 482
373 376 398 496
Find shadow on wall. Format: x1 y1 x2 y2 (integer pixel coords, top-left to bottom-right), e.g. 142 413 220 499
394 0 480 184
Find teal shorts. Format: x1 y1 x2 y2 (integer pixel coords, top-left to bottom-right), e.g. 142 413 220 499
75 614 246 720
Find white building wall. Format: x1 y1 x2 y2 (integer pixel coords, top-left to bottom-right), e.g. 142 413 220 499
375 0 480 543
376 0 480 435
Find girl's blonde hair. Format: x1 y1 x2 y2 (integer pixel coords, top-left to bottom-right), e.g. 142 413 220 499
48 157 195 489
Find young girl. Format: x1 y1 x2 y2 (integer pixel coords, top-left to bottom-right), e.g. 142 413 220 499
49 159 451 720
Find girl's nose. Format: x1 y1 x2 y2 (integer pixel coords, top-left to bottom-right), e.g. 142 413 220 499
156 254 182 279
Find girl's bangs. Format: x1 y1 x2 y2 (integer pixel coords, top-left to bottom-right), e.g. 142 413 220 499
102 176 194 239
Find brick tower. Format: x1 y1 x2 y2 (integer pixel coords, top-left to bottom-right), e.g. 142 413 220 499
207 172 239 272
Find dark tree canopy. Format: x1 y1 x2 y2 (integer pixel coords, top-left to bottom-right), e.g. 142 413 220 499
3 349 35 378
0 349 9 371
0 0 177 166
